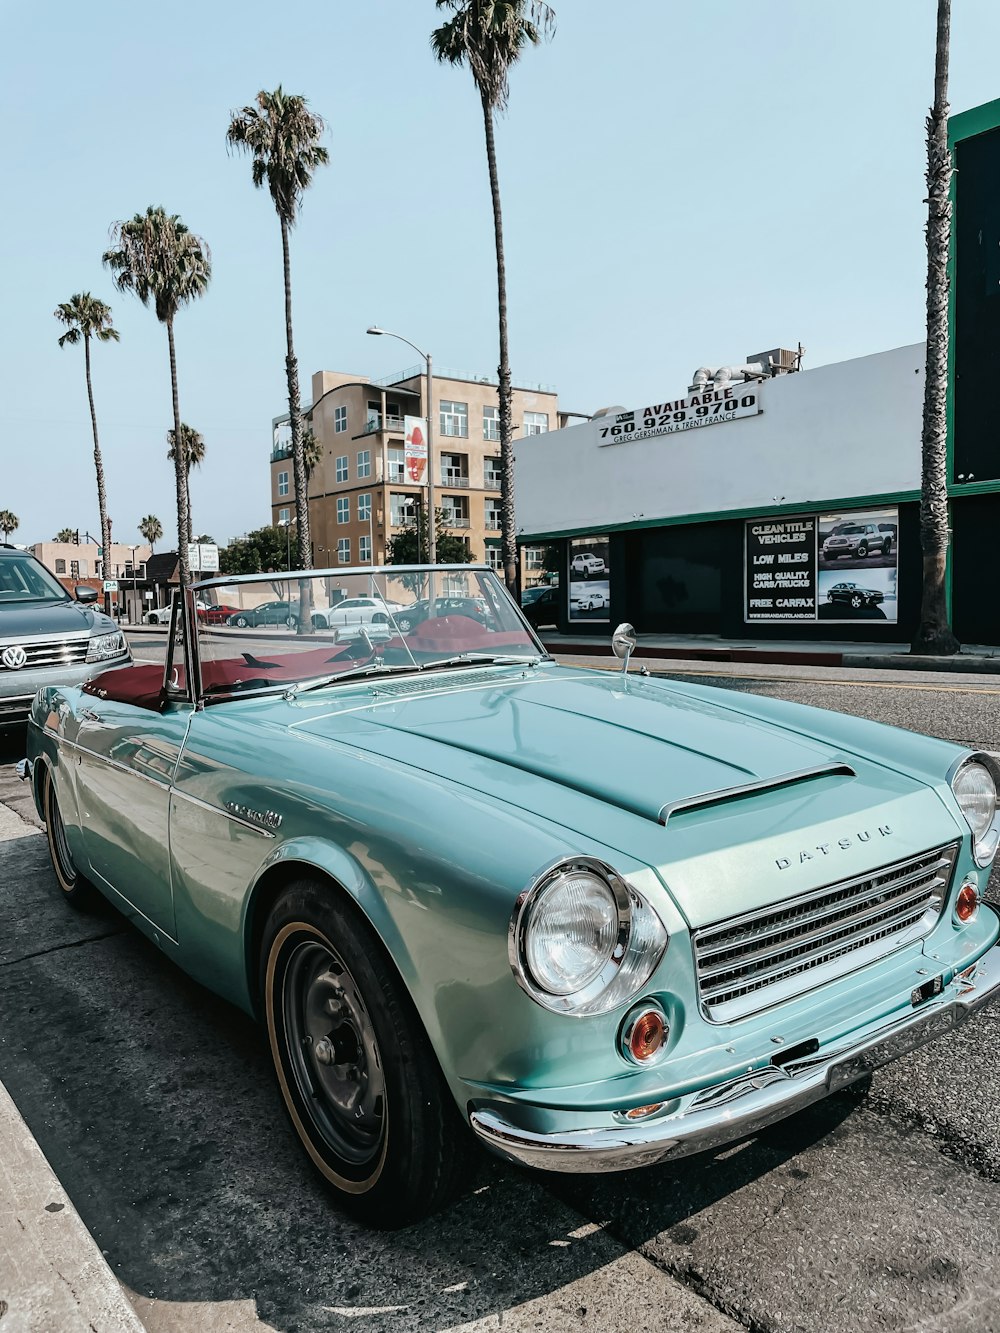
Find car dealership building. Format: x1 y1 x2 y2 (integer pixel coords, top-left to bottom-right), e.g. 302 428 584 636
515 96 1000 648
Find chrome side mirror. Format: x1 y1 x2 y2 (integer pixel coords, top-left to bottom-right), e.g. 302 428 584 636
611 622 637 676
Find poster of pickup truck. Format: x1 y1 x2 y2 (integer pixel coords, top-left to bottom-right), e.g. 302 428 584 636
817 507 898 622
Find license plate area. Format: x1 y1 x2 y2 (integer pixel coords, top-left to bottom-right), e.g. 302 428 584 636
911 974 944 1007
827 1003 961 1093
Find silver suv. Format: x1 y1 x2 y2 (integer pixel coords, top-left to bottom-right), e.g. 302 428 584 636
0 546 131 729
822 522 892 560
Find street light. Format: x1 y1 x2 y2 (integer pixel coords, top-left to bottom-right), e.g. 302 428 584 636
367 325 435 564
278 516 296 571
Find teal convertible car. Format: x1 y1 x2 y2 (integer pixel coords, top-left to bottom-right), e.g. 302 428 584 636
21 565 1000 1227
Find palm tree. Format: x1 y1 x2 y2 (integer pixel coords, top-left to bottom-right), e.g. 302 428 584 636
139 515 163 551
103 207 211 589
912 0 959 655
0 510 19 541
226 88 328 574
302 425 322 485
432 0 555 593
53 294 119 584
166 423 205 546
55 528 76 543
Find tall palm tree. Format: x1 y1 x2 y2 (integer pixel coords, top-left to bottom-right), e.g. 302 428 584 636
302 425 322 485
0 510 19 541
226 88 328 574
913 0 959 655
166 423 205 546
103 207 211 589
432 0 555 593
139 515 163 551
55 528 76 543
53 293 119 586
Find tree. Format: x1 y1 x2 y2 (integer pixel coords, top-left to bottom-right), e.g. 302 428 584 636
139 515 163 551
0 510 18 541
219 525 290 576
302 426 322 484
387 507 476 572
103 207 212 590
166 422 206 546
912 0 960 655
55 528 76 543
432 0 555 595
226 89 328 578
53 293 119 595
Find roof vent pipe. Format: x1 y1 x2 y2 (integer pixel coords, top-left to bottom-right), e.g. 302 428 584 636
688 364 766 394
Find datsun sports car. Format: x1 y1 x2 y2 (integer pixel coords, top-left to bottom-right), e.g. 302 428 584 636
21 565 1000 1227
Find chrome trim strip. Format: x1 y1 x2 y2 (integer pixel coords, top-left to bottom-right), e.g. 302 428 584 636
658 762 856 825
469 936 1000 1174
169 786 277 838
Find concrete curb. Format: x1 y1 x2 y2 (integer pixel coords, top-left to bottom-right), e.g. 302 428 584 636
542 639 1000 674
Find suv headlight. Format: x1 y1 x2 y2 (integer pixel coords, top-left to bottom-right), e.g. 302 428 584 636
87 631 127 663
509 858 668 1015
950 754 1000 867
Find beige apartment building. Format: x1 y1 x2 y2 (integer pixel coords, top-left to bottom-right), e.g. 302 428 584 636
269 365 560 573
30 540 153 583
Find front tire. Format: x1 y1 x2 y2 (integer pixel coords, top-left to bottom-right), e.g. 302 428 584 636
42 768 93 908
234 615 249 628
312 614 326 630
850 594 863 609
261 880 469 1227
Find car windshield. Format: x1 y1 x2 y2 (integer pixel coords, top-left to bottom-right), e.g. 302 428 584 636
192 566 546 701
835 525 864 535
0 553 70 603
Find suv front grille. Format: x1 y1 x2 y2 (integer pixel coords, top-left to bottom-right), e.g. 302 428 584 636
0 634 90 670
693 843 959 1022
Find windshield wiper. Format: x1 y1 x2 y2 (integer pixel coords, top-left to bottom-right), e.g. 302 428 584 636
283 660 414 698
283 652 547 700
413 653 547 672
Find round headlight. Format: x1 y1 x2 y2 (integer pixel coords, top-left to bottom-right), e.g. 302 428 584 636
953 761 997 840
524 869 619 995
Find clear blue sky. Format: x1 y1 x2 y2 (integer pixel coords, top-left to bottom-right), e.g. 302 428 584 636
3 0 1000 551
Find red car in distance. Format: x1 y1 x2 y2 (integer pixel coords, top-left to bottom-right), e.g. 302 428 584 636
197 602 240 625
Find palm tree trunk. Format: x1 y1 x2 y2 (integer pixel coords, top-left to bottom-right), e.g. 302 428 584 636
282 216 312 632
167 318 190 591
186 463 194 549
912 0 959 655
84 333 113 614
481 93 517 596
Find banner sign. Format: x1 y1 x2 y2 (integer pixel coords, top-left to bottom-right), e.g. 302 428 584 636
745 507 899 625
404 416 428 483
597 386 761 448
568 535 611 624
187 543 220 572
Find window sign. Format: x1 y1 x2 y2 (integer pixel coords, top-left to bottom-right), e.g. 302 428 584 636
568 535 611 624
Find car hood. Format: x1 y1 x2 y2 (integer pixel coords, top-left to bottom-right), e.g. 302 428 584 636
0 599 113 639
286 666 958 928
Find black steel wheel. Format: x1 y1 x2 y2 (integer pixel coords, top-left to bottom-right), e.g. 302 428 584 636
42 767 93 908
261 879 470 1227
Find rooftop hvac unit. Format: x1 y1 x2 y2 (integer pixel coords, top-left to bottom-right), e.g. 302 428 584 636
746 347 802 375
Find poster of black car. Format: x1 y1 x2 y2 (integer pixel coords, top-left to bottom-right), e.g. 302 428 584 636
818 567 897 623
745 516 817 620
568 536 611 623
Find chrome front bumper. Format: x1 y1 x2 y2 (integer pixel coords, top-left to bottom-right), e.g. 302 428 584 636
470 943 1000 1174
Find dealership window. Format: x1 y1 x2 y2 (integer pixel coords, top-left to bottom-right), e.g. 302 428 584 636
360 534 372 563
338 537 350 563
55 558 66 574
277 470 289 496
357 449 372 478
439 401 468 438
278 507 289 523
485 498 501 530
334 405 348 433
483 405 499 441
388 446 405 482
337 496 350 524
336 455 348 482
358 493 371 522
523 411 548 436
391 492 419 526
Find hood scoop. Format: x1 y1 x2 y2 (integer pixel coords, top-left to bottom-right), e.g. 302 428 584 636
658 762 857 825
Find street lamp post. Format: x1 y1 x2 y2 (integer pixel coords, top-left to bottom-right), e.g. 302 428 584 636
278 516 295 570
367 326 435 564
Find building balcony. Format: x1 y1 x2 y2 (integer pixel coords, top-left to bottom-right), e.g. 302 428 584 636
362 414 407 436
441 471 470 487
271 445 293 463
484 473 501 490
442 516 471 529
485 518 501 531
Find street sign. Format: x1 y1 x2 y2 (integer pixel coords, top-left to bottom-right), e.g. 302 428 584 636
143 591 153 601
187 542 220 572
103 580 119 593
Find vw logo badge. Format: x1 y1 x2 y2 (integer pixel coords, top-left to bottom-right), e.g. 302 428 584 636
2 645 27 670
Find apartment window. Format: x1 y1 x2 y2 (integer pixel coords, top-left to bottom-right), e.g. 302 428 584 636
334 405 348 433
278 507 290 523
524 545 545 571
338 537 351 563
336 455 349 482
277 470 289 496
483 405 499 441
485 498 501 531
439 401 468 438
485 456 501 489
524 411 549 436
390 492 419 527
440 495 469 527
337 496 350 524
486 547 502 572
357 449 372 478
388 447 405 482
55 558 66 574
358 493 372 522
440 452 468 486
70 560 81 578
359 534 372 563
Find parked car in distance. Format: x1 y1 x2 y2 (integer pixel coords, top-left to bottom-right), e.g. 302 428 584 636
310 596 404 632
0 544 131 728
570 552 606 576
145 605 172 625
393 595 489 634
826 582 884 609
229 600 298 629
197 603 240 626
570 586 610 613
822 522 892 560
521 586 559 629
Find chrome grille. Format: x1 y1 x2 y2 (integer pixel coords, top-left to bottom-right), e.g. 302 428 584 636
694 844 959 1022
0 635 90 670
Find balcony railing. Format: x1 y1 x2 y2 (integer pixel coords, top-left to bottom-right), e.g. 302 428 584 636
441 471 470 487
271 445 293 463
484 473 501 490
485 517 501 530
439 421 469 439
442 515 471 528
361 414 407 436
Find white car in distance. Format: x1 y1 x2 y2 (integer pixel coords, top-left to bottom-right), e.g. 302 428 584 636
310 596 405 636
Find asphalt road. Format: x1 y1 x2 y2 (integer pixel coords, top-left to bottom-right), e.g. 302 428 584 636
5 662 1000 1331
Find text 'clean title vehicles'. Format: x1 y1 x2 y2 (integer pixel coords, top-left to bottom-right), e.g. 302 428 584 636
826 582 885 609
21 565 1000 1227
822 522 893 560
0 545 130 728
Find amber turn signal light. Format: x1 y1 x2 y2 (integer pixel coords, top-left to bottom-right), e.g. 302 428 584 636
956 882 979 923
628 1009 666 1062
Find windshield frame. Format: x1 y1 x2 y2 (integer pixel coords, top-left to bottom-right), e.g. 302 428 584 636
186 564 550 708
